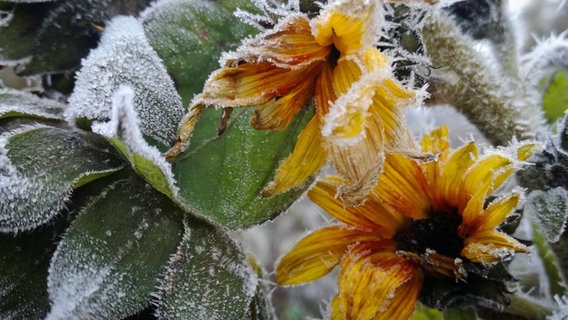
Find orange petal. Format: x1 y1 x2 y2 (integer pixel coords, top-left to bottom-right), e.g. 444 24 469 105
420 125 450 161
314 0 378 54
377 154 431 219
458 184 489 237
308 176 407 237
238 15 330 68
462 193 520 236
250 64 320 130
200 61 318 108
462 230 527 263
461 154 514 208
436 142 478 210
276 226 383 285
334 249 422 320
315 61 337 118
262 116 327 196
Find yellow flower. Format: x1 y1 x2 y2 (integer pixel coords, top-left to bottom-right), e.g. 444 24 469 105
166 0 417 205
276 126 535 319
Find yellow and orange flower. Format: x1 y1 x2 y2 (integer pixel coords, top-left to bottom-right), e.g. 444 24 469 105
276 126 535 319
166 0 419 205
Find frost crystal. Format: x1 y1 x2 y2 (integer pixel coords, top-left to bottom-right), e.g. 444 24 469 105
0 88 65 120
66 16 183 149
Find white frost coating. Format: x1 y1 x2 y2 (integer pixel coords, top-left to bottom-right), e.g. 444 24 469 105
521 31 568 86
92 85 178 197
66 16 183 148
526 188 568 244
548 295 568 320
0 88 66 120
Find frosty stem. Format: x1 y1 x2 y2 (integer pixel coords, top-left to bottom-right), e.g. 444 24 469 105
502 292 553 319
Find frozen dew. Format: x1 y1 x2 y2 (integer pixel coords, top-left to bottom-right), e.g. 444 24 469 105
0 88 65 120
66 15 184 149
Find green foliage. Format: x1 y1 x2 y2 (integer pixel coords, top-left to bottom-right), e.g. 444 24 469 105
543 69 568 123
174 107 314 229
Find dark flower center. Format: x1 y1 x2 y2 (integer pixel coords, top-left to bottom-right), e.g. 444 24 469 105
394 210 464 258
328 44 340 67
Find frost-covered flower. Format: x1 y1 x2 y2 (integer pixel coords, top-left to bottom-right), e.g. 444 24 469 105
276 126 535 319
169 0 419 205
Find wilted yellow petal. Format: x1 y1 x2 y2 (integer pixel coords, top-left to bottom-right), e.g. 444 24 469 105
239 15 330 68
309 176 407 238
250 64 320 130
262 116 327 196
462 230 527 263
200 61 317 108
276 226 382 285
335 249 421 320
314 0 377 54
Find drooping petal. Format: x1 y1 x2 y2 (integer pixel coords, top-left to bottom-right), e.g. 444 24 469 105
315 61 336 118
458 183 489 237
462 230 527 263
308 176 407 237
334 247 422 320
250 63 321 130
377 153 431 219
276 226 383 285
237 15 330 68
262 116 327 196
200 61 318 108
517 143 537 161
313 0 378 54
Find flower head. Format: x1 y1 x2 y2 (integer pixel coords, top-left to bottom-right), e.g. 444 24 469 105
167 0 420 205
276 126 535 319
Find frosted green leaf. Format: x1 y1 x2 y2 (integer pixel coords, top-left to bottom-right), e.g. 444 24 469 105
0 126 124 232
531 223 567 297
542 69 568 123
174 107 314 229
0 228 55 319
66 16 184 151
0 88 65 120
92 85 178 199
141 0 258 103
46 177 184 320
525 187 568 244
154 216 257 320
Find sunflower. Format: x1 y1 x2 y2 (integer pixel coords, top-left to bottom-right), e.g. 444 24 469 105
165 0 420 205
276 126 535 319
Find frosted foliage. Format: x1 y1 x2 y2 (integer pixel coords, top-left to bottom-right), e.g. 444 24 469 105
522 32 568 86
46 179 184 320
0 126 123 233
66 16 183 149
92 85 178 197
155 219 258 320
526 188 568 243
0 88 65 120
549 295 568 320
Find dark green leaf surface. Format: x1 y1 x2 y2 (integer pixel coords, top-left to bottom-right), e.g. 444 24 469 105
0 229 54 320
142 0 258 104
0 88 65 120
0 126 124 232
154 216 257 320
174 107 313 229
46 177 184 319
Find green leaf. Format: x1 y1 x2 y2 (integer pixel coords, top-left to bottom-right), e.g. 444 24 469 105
46 176 184 319
411 302 442 320
531 222 567 297
0 126 124 232
142 0 259 104
108 137 175 199
442 308 476 320
0 88 65 120
174 107 314 229
543 69 568 123
525 188 568 243
67 16 184 151
0 228 55 320
0 3 49 63
154 216 257 319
